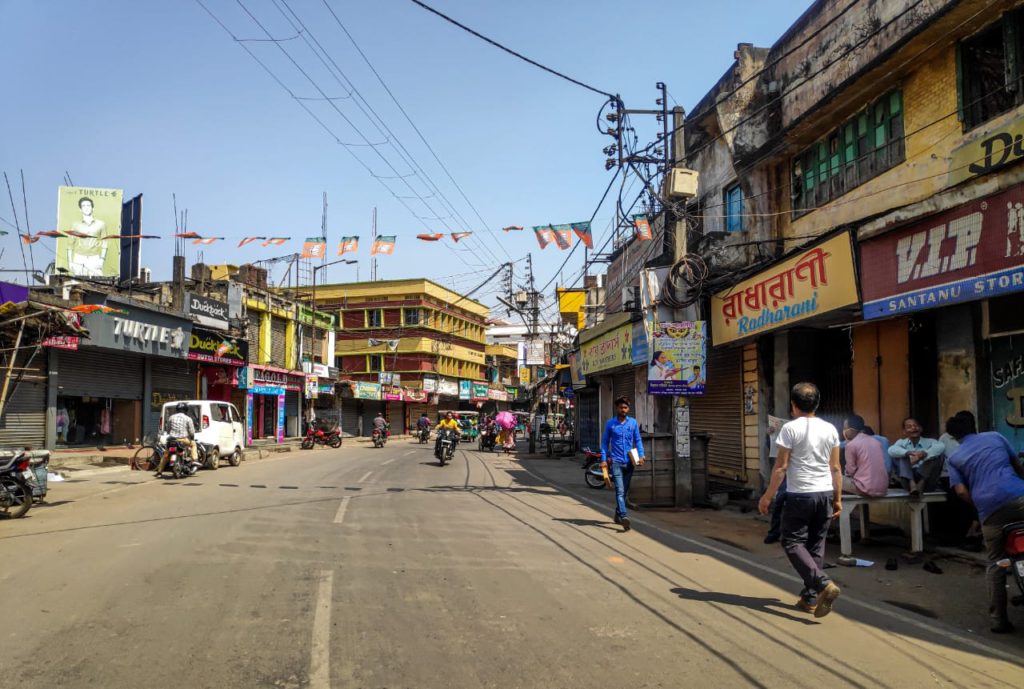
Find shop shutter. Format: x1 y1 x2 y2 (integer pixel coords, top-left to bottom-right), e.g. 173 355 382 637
387 401 404 433
149 358 197 433
611 368 635 404
271 318 287 367
361 400 385 436
58 349 144 399
285 390 300 418
689 346 745 485
247 314 261 364
0 352 46 449
341 398 361 437
576 389 600 453
407 403 430 431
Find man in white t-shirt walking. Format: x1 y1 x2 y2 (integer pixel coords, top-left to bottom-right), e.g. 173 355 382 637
758 382 843 617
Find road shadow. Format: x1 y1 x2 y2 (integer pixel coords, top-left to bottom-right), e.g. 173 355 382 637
670 586 818 625
552 516 619 532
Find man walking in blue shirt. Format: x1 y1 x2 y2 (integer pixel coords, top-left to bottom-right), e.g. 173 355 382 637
601 396 645 531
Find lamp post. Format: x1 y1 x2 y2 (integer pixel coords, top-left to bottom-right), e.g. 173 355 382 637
308 258 358 366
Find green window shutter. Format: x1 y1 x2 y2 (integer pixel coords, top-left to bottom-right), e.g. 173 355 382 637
1004 12 1021 94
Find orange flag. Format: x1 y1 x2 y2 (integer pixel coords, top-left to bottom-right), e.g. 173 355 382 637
450 232 473 242
417 233 443 241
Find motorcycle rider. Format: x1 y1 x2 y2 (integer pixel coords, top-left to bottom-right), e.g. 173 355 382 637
417 413 432 439
435 411 460 458
156 402 197 477
373 412 389 442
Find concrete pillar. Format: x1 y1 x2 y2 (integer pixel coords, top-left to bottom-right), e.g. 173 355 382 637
935 304 977 424
259 312 272 365
142 357 153 437
285 319 296 370
45 348 58 450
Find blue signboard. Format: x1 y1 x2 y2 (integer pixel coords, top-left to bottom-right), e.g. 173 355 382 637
631 321 649 366
251 385 285 396
864 264 1024 319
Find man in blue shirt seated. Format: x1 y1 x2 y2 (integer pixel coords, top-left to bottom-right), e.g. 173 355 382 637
888 417 944 496
600 395 645 532
946 411 1024 634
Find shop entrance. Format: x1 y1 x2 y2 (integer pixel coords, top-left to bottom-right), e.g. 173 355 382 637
251 393 281 441
57 395 140 447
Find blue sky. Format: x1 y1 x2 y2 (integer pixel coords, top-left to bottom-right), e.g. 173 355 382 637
0 0 811 310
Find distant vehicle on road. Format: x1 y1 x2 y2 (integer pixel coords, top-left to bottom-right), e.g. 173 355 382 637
160 400 244 469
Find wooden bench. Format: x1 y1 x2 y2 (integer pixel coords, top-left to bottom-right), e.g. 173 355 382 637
838 489 946 557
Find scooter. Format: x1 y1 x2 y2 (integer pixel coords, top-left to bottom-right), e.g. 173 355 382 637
417 426 430 444
997 521 1024 607
0 452 33 518
582 447 608 489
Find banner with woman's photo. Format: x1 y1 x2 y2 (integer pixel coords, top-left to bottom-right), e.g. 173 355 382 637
647 321 707 396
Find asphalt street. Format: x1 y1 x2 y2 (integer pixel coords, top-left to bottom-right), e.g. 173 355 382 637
2 440 1021 688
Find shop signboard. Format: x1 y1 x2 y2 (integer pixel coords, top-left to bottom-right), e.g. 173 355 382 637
525 341 546 366
187 327 248 366
305 375 319 399
55 185 123 278
404 388 428 403
378 372 401 386
568 351 586 389
185 292 229 330
318 384 334 395
251 367 302 392
648 321 707 396
711 232 858 344
519 366 531 384
353 381 381 400
861 185 1024 319
246 392 254 445
81 303 192 359
423 376 438 393
42 335 80 350
277 395 285 443
312 362 330 378
471 382 489 400
251 384 285 396
631 321 649 366
949 114 1024 186
438 378 459 396
237 366 251 389
487 388 508 401
383 385 403 401
990 336 1024 454
459 380 471 400
579 323 632 375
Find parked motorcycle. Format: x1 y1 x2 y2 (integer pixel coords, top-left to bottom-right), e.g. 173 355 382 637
371 427 388 448
0 452 33 518
997 521 1024 608
301 425 343 450
436 428 457 466
417 426 430 444
582 447 609 489
164 438 206 479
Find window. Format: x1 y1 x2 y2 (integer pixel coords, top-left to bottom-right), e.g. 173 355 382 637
366 309 382 327
422 309 432 326
791 88 904 215
214 403 230 422
959 14 1022 130
724 183 744 232
368 354 382 372
403 308 420 326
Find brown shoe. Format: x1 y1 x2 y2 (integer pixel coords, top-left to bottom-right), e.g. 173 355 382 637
795 598 815 613
814 582 841 618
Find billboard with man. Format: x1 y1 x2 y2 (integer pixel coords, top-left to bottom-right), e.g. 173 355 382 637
56 186 123 277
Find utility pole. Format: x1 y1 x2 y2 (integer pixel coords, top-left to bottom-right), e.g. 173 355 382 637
524 253 544 454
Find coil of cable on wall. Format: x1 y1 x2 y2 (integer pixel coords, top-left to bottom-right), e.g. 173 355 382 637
660 252 709 309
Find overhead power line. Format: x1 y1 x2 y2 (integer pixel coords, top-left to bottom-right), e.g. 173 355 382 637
408 0 615 99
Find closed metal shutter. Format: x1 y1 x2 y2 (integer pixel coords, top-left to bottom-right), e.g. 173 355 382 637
576 389 600 452
271 318 287 367
611 368 634 404
285 390 300 418
689 346 745 485
407 403 430 428
149 358 196 432
362 400 385 436
387 401 404 433
0 351 46 449
341 398 361 437
247 314 261 363
59 349 144 399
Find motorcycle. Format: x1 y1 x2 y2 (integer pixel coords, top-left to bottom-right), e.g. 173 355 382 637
582 447 609 489
0 452 33 519
372 427 389 448
417 426 430 444
997 521 1024 608
436 428 457 466
478 425 496 452
302 425 343 450
164 438 206 479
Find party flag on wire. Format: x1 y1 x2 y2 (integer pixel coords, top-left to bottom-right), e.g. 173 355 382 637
450 231 473 242
502 225 524 232
35 230 65 238
337 236 359 255
238 236 265 247
533 225 555 249
633 214 653 241
416 233 443 241
63 229 90 238
20 234 39 244
193 237 223 245
551 224 573 250
571 221 593 249
103 234 159 240
262 237 289 247
371 235 396 255
175 231 201 239
301 236 327 259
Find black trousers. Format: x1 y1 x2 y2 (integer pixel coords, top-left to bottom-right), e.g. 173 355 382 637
780 491 834 595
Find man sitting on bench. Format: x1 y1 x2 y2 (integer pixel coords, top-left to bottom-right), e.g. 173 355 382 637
889 417 945 497
841 414 888 497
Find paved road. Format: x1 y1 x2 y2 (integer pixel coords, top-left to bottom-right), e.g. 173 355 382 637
3 441 1021 688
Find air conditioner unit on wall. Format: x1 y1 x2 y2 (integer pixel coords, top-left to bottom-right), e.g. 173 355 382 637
666 168 699 199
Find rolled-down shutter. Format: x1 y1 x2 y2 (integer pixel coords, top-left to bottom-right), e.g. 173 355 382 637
0 350 46 449
689 346 745 485
387 401 404 432
611 368 635 404
247 314 261 364
149 358 196 433
361 400 385 436
341 398 361 437
271 318 287 367
576 390 600 453
59 349 144 399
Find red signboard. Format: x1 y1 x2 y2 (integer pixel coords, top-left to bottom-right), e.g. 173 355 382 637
42 335 79 350
860 184 1024 319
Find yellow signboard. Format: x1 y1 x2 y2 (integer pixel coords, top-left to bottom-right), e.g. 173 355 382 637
949 115 1024 186
710 232 859 345
519 366 531 384
579 323 632 375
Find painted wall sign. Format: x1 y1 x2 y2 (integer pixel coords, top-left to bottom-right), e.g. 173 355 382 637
711 232 859 344
949 114 1024 186
579 323 632 375
861 184 1024 319
991 335 1024 454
